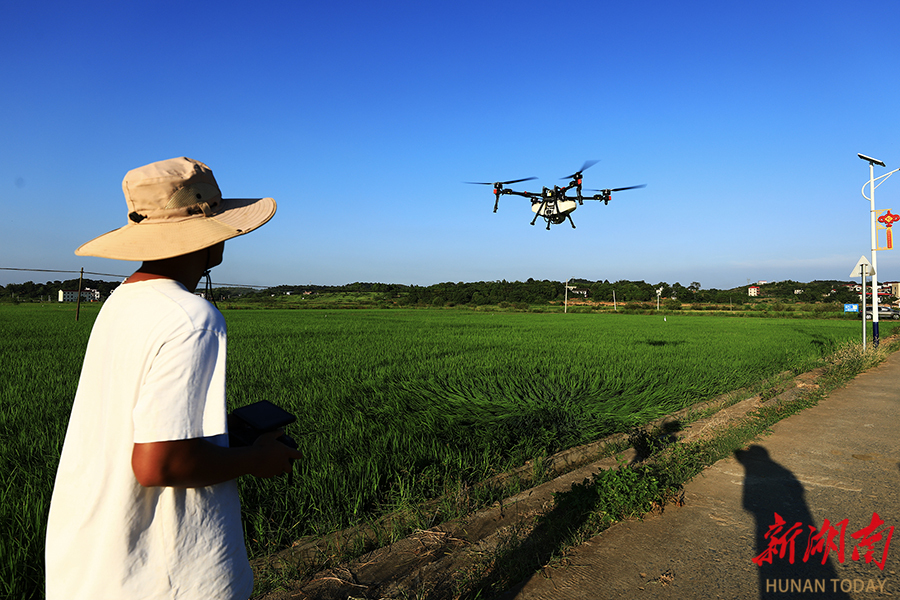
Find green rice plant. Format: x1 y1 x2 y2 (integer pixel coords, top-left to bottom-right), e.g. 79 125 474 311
222 310 895 559
1 303 895 599
0 304 98 600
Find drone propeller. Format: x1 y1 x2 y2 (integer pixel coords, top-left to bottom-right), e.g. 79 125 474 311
585 184 647 193
561 160 599 180
464 177 537 186
584 184 646 204
465 177 538 213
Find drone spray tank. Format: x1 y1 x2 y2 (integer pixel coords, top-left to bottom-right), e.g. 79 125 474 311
531 185 578 229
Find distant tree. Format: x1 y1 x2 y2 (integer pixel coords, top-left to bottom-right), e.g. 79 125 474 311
655 282 673 298
797 290 818 303
830 286 860 304
664 298 682 310
472 292 491 305
612 280 655 302
589 281 614 302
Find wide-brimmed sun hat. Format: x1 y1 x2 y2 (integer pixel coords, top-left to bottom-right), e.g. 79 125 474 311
75 157 276 261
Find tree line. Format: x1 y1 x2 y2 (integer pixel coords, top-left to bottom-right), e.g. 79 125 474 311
384 279 865 306
226 278 868 306
1 278 121 302
1 277 872 306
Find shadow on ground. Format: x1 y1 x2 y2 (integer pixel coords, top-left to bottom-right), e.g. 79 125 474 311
736 444 849 599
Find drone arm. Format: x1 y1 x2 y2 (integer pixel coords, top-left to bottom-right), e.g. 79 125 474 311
493 188 535 212
589 191 611 204
503 189 537 198
585 184 645 205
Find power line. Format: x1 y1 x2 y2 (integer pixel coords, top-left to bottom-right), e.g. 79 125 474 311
1 267 126 278
210 282 270 289
0 267 272 289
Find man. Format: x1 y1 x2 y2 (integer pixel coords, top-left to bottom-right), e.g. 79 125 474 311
46 157 301 599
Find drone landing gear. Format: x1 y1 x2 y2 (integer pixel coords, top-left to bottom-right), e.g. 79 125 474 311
529 202 544 227
531 215 576 230
549 215 576 230
529 213 558 230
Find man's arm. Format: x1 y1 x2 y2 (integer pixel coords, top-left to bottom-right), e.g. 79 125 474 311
132 431 302 488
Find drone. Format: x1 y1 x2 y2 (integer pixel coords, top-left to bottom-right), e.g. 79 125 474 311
466 160 645 229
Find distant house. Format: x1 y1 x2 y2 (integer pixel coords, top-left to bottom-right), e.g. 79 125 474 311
748 286 760 297
58 288 100 302
887 281 900 301
843 282 897 305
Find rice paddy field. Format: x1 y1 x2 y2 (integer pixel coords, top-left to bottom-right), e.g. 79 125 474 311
1 302 893 599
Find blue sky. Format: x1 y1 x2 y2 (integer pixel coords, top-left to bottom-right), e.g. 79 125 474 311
3 1 900 290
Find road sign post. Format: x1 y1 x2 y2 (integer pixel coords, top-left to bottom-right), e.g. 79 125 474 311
851 256 873 350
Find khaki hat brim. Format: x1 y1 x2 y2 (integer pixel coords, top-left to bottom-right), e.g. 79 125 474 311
75 197 276 261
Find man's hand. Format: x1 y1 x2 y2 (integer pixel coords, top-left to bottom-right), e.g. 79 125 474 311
248 429 302 479
132 434 302 488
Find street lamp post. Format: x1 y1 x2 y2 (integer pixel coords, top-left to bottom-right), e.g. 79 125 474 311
858 153 900 348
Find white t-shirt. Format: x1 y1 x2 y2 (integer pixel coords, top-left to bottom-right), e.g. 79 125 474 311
46 278 253 600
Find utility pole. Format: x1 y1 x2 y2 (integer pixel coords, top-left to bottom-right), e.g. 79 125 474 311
75 267 84 321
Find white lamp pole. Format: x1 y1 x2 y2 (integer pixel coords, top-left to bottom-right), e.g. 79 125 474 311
859 153 900 348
